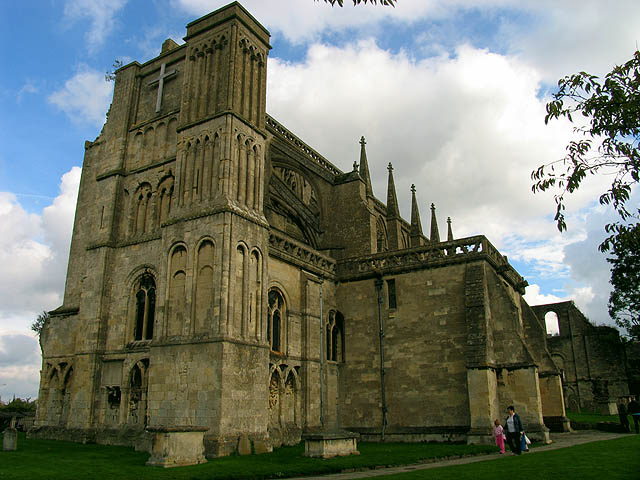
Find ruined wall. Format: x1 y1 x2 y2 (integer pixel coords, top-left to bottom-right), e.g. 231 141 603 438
532 301 629 413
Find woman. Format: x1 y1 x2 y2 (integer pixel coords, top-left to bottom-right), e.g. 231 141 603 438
505 405 524 455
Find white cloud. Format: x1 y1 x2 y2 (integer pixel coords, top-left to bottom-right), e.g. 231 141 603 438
0 168 80 399
504 0 640 82
63 0 128 52
175 0 640 83
48 66 113 129
524 284 565 306
17 82 38 103
267 41 609 248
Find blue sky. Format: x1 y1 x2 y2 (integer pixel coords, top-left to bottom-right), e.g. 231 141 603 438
0 0 638 401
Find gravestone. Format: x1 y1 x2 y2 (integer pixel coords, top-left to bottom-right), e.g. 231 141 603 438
2 417 17 451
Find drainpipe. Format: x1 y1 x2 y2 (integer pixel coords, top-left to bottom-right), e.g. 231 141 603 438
375 278 388 441
319 278 325 428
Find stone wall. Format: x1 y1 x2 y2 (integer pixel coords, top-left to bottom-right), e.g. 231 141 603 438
532 301 629 413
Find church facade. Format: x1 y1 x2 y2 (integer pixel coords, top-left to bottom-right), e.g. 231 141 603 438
33 2 576 457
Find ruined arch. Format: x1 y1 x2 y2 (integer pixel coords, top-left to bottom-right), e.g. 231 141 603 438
544 311 560 336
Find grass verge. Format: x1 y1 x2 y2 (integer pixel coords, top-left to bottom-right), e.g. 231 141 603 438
0 434 495 480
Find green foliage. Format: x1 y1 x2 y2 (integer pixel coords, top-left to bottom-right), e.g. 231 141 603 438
105 60 124 82
532 50 640 252
30 311 49 337
0 398 36 414
608 225 640 339
319 0 397 6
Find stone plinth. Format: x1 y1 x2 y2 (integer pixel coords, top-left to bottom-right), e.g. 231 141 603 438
145 426 208 468
3 427 17 451
302 430 360 458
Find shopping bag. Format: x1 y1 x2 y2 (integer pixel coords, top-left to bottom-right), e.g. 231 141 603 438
524 434 531 445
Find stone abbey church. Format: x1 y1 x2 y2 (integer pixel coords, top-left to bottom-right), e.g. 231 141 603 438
33 2 628 457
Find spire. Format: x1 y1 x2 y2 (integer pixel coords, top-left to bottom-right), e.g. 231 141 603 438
430 203 440 243
410 185 424 247
386 163 400 218
359 136 373 196
447 217 454 241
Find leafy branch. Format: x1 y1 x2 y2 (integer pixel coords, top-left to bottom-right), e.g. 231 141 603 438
532 50 640 252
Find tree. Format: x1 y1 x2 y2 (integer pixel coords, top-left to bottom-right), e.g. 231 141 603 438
31 310 49 337
608 224 640 340
318 0 397 6
532 50 640 252
105 59 123 82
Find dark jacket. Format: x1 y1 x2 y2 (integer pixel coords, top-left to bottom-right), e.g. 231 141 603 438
505 412 524 433
629 400 640 415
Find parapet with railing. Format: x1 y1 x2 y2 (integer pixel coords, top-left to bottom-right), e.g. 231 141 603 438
336 235 528 293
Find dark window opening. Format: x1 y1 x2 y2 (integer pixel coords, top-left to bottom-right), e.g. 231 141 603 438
387 279 397 309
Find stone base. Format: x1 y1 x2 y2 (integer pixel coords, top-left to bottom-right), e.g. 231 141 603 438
145 426 208 468
28 425 151 451
3 427 17 451
544 416 572 433
466 427 494 445
302 430 360 458
204 431 272 458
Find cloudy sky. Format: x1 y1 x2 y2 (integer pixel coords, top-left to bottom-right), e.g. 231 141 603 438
0 0 638 401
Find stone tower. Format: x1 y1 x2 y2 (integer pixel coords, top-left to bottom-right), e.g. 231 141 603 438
35 2 273 456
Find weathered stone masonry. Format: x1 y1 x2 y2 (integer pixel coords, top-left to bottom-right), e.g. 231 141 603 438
31 1 627 458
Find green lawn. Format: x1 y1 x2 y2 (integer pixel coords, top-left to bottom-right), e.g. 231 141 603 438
566 411 620 424
379 436 640 479
0 434 495 480
1 433 638 480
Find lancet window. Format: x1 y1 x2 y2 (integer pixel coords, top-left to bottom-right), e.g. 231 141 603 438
133 273 156 341
267 289 285 353
326 310 344 362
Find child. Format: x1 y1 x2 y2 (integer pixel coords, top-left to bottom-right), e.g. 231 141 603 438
494 419 506 454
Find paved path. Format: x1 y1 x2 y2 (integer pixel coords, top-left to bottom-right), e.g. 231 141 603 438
284 431 631 480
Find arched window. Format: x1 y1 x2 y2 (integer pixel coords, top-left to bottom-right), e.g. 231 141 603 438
133 183 153 235
157 174 174 225
545 311 560 336
268 289 285 353
167 246 187 337
326 310 344 362
133 274 156 341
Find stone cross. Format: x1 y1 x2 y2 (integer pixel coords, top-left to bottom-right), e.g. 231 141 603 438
148 63 177 113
